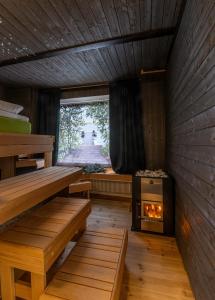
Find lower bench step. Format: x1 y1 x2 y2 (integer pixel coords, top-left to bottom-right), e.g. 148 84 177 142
40 227 128 300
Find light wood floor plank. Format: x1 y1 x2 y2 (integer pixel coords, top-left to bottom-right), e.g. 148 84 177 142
87 199 194 300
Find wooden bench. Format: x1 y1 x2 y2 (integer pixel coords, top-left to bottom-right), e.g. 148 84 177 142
16 158 45 169
69 181 92 199
0 166 81 224
40 227 128 300
0 197 91 300
0 133 55 179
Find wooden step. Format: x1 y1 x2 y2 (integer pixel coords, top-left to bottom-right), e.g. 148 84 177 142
69 181 92 199
0 197 91 300
69 181 92 193
40 227 128 300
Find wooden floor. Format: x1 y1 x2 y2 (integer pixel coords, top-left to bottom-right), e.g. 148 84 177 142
87 199 195 300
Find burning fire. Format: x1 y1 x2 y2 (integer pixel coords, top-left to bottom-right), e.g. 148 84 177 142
144 204 162 219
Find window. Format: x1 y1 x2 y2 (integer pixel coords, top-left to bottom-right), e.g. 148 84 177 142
58 99 110 166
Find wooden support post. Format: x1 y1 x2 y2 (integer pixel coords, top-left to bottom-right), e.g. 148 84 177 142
44 151 52 168
31 273 46 300
0 263 15 300
80 220 87 233
0 157 16 179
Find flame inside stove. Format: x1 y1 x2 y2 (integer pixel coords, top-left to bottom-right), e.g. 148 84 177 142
144 204 162 219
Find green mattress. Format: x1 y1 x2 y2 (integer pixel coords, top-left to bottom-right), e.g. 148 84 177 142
0 116 31 134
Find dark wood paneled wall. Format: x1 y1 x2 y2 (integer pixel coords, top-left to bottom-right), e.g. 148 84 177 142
62 85 109 99
4 87 38 133
0 84 6 98
167 1 215 299
141 78 166 170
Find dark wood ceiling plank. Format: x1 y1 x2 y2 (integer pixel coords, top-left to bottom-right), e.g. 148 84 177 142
113 0 130 35
140 0 152 31
114 43 130 76
0 0 185 87
87 49 112 80
127 0 141 33
0 30 27 61
9 0 56 48
23 59 59 85
87 49 111 81
64 0 94 41
0 62 55 86
60 54 91 84
98 47 119 79
126 0 141 78
74 0 104 40
0 0 48 51
0 5 41 60
0 27 36 62
77 51 107 82
100 0 121 37
0 27 176 66
106 47 124 78
151 0 165 29
0 38 169 87
50 0 86 44
162 0 179 28
59 53 88 84
88 0 112 39
26 0 66 48
35 0 78 47
114 0 140 79
17 1 61 50
44 57 74 83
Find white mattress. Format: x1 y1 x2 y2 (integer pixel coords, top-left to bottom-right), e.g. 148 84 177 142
0 109 29 122
0 99 23 114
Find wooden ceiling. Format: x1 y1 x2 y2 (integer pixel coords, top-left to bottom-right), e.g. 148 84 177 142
0 0 184 87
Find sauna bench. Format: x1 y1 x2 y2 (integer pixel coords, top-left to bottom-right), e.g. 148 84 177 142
40 227 128 300
0 166 81 224
0 197 91 300
0 133 55 179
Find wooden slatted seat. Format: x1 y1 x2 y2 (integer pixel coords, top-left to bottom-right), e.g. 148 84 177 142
40 227 128 300
0 197 91 299
69 181 92 199
0 166 81 224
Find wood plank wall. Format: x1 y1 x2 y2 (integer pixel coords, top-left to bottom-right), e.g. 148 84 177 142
0 85 6 98
3 87 38 133
167 1 215 299
141 78 166 170
61 85 109 99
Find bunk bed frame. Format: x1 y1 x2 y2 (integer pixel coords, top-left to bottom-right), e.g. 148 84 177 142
0 133 55 179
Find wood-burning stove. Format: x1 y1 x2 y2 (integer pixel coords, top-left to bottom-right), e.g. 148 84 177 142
132 174 174 235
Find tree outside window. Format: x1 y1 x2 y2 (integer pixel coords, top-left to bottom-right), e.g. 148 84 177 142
58 101 110 165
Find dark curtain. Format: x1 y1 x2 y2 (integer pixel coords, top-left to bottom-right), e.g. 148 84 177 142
109 79 145 174
37 89 61 165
